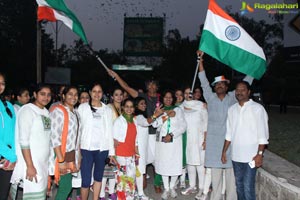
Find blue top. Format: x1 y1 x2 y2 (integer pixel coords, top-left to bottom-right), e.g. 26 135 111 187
0 100 16 162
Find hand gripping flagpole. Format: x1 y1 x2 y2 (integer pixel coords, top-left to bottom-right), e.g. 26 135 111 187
87 45 116 80
189 55 202 99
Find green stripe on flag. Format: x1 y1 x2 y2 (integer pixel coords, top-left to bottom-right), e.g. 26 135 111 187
46 0 88 44
199 30 266 79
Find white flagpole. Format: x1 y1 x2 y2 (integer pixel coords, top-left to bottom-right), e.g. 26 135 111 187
189 55 201 98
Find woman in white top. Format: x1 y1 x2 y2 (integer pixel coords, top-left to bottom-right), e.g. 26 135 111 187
10 83 52 200
68 90 90 200
77 83 115 200
99 87 123 200
180 87 208 199
113 98 138 200
13 87 30 114
155 90 187 200
134 97 163 200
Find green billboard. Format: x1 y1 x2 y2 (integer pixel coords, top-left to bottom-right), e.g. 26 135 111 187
123 17 164 56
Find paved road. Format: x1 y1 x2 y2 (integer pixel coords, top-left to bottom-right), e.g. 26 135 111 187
17 165 207 200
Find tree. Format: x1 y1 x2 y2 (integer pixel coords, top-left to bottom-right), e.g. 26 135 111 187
0 0 55 86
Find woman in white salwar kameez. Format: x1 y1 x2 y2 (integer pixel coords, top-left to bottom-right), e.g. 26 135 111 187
154 90 187 200
180 87 208 199
134 97 163 200
10 84 52 200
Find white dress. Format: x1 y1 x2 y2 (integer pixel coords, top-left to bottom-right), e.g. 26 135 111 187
11 103 51 200
181 100 208 165
135 114 160 174
154 107 187 176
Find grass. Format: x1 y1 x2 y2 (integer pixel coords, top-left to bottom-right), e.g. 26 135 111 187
267 106 300 167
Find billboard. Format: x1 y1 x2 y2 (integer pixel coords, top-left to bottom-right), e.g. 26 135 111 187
123 17 164 56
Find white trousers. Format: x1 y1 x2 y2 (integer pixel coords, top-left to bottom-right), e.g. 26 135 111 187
162 175 178 191
211 168 237 200
203 168 226 195
187 164 205 189
136 165 146 196
99 177 116 197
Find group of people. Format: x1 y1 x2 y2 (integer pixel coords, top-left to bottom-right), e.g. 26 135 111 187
0 51 269 200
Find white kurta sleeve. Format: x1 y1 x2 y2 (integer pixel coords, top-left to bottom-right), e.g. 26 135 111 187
18 107 34 149
256 107 269 144
106 108 115 156
50 108 64 148
169 108 186 139
136 115 150 127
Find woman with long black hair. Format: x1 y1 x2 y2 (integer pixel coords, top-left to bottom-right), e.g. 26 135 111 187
0 72 16 200
77 83 115 200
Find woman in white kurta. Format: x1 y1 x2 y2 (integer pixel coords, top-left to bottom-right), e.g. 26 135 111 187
134 97 163 199
180 87 208 198
10 84 52 200
155 91 186 199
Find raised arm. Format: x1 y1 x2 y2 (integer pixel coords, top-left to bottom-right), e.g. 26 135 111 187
197 51 214 101
107 69 138 98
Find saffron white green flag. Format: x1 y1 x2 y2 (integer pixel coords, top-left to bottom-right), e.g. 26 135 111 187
37 0 88 44
199 0 266 79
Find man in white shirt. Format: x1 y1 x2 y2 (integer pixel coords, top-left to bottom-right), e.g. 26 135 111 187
221 81 269 200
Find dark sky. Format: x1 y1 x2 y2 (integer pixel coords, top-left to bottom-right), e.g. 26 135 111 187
44 0 299 50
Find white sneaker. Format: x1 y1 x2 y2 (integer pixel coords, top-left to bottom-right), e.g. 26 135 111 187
195 192 207 200
179 181 186 189
161 190 170 199
173 179 179 189
138 194 149 200
181 187 197 195
170 189 177 198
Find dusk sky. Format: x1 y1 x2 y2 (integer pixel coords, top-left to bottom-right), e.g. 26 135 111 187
43 0 298 51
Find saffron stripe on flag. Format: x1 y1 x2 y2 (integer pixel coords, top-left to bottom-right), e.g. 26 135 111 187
38 7 56 22
208 0 236 23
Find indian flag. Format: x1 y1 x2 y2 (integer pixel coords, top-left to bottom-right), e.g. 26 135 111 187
199 0 266 79
37 0 88 44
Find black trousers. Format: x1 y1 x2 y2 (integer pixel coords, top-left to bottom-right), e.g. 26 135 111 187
0 169 13 200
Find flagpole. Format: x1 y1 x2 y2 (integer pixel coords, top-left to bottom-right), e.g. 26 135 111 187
189 55 201 98
87 45 110 71
36 20 42 83
87 45 116 80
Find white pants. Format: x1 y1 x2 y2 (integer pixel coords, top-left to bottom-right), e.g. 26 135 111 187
211 168 237 200
99 177 116 197
136 165 146 196
162 176 178 191
179 167 186 184
203 168 226 195
147 135 156 165
187 164 205 190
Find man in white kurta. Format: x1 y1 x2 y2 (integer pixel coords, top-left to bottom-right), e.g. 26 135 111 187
222 81 269 200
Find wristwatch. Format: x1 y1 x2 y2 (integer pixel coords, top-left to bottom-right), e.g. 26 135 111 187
258 151 264 156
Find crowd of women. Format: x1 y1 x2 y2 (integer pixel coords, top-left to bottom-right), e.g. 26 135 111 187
0 70 210 200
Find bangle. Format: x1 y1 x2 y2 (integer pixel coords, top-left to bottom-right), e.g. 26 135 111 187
151 115 156 120
58 159 65 163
